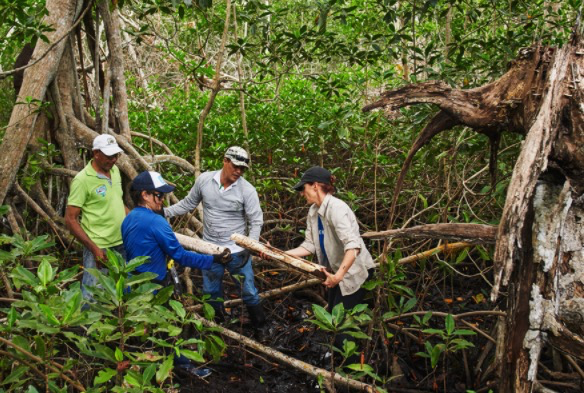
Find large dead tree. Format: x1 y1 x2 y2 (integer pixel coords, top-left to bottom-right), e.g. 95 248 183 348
364 26 584 392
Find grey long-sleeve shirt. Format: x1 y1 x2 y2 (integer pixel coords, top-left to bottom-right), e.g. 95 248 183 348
164 170 263 252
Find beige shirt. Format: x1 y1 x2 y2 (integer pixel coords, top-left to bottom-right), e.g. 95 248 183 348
300 194 375 296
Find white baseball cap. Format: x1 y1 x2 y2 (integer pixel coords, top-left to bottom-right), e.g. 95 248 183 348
224 146 250 168
93 134 123 156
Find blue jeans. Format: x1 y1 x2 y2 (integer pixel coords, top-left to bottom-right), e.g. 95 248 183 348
82 244 126 302
202 251 260 307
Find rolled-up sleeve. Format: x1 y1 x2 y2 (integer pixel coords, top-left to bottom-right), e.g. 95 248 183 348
244 186 263 241
164 180 202 218
329 208 361 252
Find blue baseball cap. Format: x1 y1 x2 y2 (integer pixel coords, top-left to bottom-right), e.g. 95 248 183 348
131 171 175 193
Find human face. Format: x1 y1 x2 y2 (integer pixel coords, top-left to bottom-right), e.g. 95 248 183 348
222 158 246 186
93 150 120 173
142 191 165 212
300 183 320 205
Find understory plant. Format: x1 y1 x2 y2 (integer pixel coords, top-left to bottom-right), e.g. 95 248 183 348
0 240 225 392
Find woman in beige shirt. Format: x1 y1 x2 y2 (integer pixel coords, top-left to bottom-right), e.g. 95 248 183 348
286 166 376 314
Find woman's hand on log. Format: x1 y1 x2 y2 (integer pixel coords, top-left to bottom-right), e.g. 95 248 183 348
322 268 341 288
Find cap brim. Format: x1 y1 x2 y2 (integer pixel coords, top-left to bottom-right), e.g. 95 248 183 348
293 180 306 192
155 184 175 193
230 159 249 168
99 145 123 155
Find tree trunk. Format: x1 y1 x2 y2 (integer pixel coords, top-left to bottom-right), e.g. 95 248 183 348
0 0 81 204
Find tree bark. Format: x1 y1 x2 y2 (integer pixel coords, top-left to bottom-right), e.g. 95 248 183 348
97 0 132 140
231 233 326 280
0 0 81 204
362 223 497 244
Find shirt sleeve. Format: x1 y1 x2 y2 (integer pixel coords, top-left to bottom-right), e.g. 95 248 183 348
328 205 362 252
299 213 317 254
243 184 263 241
164 179 202 218
151 215 213 270
67 176 87 207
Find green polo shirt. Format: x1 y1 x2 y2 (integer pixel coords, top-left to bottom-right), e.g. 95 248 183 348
67 161 125 248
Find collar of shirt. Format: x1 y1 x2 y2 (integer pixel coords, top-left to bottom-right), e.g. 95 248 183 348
213 170 240 193
87 160 113 186
317 193 333 217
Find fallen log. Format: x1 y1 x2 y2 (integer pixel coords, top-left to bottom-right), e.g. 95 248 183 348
396 242 472 265
363 223 497 244
192 312 376 392
373 242 474 266
231 233 326 280
175 232 228 255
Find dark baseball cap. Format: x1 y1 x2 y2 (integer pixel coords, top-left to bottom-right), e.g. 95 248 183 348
293 166 332 191
131 171 176 193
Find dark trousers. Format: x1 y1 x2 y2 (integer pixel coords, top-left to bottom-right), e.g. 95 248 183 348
326 268 374 365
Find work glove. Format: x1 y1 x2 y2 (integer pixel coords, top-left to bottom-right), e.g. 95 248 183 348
213 249 232 265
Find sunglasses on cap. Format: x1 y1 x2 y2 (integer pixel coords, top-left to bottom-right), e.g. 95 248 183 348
227 154 250 164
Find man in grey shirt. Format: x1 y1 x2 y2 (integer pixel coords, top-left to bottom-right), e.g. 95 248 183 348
165 146 266 332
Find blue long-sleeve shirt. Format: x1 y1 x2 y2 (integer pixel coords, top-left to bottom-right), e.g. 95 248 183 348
122 206 213 280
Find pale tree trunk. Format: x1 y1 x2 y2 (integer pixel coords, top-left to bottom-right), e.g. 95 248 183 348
194 0 232 177
97 0 132 140
0 0 81 204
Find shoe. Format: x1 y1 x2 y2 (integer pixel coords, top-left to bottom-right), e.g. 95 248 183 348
177 364 212 378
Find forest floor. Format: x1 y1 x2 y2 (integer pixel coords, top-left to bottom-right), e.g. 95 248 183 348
173 267 487 393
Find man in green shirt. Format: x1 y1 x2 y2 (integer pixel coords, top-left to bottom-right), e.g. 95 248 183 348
65 134 128 301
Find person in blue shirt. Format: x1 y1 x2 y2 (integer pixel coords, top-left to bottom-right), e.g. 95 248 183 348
122 171 230 283
122 170 231 378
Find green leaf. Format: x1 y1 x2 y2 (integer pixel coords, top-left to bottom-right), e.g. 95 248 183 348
142 363 157 384
39 304 60 325
62 291 81 324
156 356 174 384
422 328 444 335
126 272 157 287
115 347 124 362
169 300 186 319
124 371 142 387
34 336 46 358
331 303 345 325
180 349 205 363
152 286 173 305
346 363 375 372
422 311 432 325
445 314 455 335
1 365 29 385
311 304 334 331
125 256 150 274
431 344 443 368
37 260 53 286
402 297 417 312
11 265 39 288
7 307 17 329
345 331 370 340
94 368 117 385
116 276 125 302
